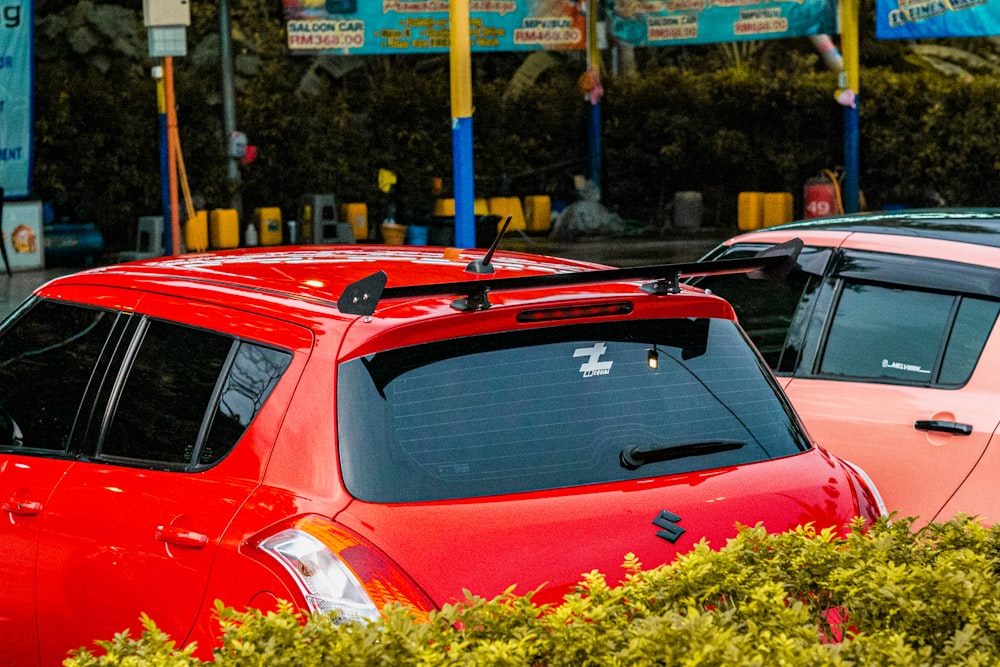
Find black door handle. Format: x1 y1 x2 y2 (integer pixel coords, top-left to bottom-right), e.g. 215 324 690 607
914 420 973 436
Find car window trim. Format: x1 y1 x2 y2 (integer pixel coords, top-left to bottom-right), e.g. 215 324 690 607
833 249 1000 299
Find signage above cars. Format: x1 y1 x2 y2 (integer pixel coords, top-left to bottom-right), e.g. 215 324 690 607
875 0 1000 38
611 0 838 46
282 0 842 54
281 0 587 54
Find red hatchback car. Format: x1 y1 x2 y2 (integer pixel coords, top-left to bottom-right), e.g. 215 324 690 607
0 243 884 665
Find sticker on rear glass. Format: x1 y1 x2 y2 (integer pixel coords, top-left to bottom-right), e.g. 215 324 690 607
882 358 931 374
575 343 613 377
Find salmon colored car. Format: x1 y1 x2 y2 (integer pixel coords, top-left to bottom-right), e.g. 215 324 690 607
0 242 884 665
695 209 1000 526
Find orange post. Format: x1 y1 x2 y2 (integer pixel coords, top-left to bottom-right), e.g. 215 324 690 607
164 57 181 255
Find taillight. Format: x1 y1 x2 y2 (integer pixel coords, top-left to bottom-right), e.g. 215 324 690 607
258 515 433 623
842 459 889 522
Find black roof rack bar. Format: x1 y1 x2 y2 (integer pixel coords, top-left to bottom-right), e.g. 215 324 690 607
338 238 802 316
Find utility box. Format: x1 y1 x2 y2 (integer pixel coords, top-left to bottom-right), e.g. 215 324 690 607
143 0 191 26
300 194 353 244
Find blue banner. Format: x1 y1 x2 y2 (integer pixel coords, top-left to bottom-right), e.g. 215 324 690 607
0 0 32 198
611 0 838 46
283 0 588 54
876 0 1000 38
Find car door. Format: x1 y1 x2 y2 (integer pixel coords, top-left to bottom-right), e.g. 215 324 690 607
700 239 1000 525
782 257 1000 525
33 293 307 666
0 296 134 667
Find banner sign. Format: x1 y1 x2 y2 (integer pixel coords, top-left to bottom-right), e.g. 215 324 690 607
876 0 1000 38
282 1 587 54
611 0 838 46
0 0 32 198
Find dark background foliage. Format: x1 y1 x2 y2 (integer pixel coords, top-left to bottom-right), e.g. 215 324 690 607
29 0 1000 253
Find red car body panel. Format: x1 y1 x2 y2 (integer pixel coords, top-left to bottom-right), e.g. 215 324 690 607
337 447 870 608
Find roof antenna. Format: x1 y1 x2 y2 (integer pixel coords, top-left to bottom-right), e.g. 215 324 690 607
465 215 511 275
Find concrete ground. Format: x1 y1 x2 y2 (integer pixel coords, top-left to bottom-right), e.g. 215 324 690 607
0 232 726 320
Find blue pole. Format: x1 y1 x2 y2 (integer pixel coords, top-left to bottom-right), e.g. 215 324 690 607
588 100 601 188
843 100 859 213
586 0 601 191
156 71 172 253
452 117 475 247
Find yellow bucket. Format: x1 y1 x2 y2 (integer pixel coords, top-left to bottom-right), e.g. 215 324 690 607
737 192 766 231
184 210 208 252
341 202 368 241
210 209 240 249
763 192 794 227
255 207 283 246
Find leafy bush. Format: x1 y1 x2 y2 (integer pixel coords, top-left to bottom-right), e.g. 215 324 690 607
64 516 1000 666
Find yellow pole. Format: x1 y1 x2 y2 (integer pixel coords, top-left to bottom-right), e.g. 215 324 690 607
449 0 472 118
840 0 859 92
839 0 860 212
164 57 181 255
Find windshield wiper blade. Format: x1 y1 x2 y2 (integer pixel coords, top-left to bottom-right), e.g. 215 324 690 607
620 440 745 470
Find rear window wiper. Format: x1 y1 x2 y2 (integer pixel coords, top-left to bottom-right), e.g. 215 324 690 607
620 440 745 470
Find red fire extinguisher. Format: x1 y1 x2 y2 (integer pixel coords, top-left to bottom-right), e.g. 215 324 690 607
803 170 843 219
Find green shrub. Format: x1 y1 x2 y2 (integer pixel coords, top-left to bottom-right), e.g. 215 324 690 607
64 516 1000 666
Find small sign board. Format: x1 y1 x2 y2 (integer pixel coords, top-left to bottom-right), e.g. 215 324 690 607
2 200 43 271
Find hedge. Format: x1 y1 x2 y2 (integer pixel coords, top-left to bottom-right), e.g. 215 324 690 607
64 516 1000 666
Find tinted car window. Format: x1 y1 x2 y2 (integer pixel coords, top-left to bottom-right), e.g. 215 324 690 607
819 283 998 386
0 300 115 452
200 343 292 465
338 319 809 503
940 298 1000 385
101 319 291 468
694 245 831 369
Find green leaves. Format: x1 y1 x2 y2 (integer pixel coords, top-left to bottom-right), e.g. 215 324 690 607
64 517 1000 666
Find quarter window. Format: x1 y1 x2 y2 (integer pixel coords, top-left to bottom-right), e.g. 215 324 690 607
100 319 292 468
694 244 830 370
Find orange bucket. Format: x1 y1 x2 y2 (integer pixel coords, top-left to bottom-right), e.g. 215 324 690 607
381 223 407 246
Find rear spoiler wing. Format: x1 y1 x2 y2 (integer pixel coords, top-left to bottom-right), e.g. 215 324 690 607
338 238 803 316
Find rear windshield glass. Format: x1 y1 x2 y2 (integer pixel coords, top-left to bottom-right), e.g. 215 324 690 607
337 318 809 503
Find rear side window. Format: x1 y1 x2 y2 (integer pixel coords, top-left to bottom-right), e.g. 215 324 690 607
0 300 115 452
694 244 830 369
818 282 999 386
338 319 809 503
100 319 292 469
